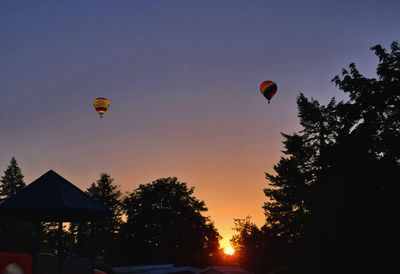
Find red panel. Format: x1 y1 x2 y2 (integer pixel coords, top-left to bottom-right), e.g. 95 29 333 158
0 253 32 274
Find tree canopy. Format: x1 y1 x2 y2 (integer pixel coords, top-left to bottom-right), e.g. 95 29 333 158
119 177 220 267
261 41 400 273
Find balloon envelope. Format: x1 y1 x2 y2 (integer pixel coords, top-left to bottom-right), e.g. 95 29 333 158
93 97 110 118
260 80 277 103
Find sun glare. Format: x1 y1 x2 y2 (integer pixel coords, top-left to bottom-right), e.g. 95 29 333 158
223 246 235 255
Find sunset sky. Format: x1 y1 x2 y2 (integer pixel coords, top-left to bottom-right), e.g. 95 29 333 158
1 1 399 248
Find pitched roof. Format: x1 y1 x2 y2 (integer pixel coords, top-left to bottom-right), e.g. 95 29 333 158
0 170 108 221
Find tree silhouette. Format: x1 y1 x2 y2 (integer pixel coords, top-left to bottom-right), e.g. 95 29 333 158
325 40 400 272
332 41 400 162
263 41 400 273
264 131 313 242
70 173 123 261
230 216 264 273
264 94 348 262
0 157 27 252
119 177 220 267
0 157 25 203
224 92 348 273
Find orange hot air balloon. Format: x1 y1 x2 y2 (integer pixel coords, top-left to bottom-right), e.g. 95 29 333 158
93 97 110 118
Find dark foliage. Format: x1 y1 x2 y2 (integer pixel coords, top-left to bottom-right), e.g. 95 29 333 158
259 41 400 273
118 177 220 267
69 173 123 261
0 157 25 203
230 217 265 273
0 157 27 252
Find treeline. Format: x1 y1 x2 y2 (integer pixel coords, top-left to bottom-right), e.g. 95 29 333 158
0 161 221 268
231 41 400 274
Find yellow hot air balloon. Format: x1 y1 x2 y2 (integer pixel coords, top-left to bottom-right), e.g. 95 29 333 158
93 97 110 118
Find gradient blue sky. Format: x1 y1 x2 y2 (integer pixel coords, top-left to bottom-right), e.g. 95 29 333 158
1 0 399 248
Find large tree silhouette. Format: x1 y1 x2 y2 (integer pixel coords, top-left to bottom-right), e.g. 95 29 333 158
263 94 349 267
119 177 220 267
325 41 400 272
262 41 400 273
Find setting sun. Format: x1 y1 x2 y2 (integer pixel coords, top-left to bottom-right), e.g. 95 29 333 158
223 246 235 255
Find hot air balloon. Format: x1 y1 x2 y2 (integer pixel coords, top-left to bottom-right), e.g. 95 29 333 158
93 97 110 118
260 80 277 103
